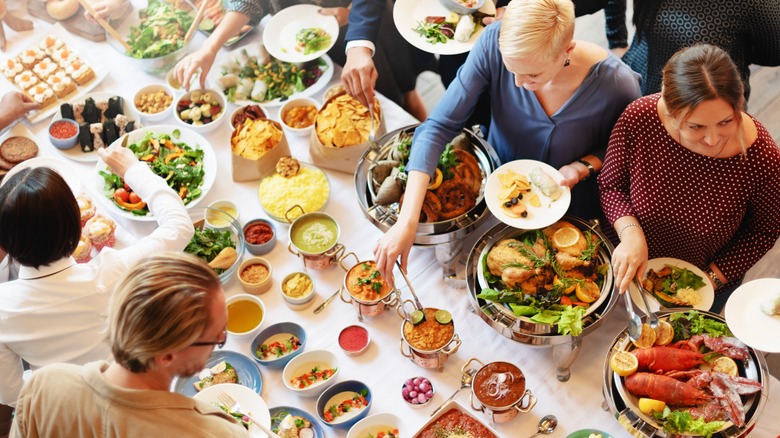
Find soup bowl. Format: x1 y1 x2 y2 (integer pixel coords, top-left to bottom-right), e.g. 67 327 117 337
316 380 372 429
225 294 266 338
251 322 307 368
283 350 340 398
464 358 537 424
346 412 400 438
338 253 399 321
287 211 344 270
399 307 461 372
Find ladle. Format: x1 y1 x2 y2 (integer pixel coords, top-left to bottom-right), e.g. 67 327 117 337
429 368 477 418
529 415 558 438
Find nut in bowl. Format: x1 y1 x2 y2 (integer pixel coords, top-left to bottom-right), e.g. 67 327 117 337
48 119 79 150
237 257 273 295
243 218 276 255
316 380 372 429
174 89 226 134
279 97 319 136
133 84 174 123
281 271 316 310
251 321 307 368
283 349 339 397
225 293 266 338
402 376 434 408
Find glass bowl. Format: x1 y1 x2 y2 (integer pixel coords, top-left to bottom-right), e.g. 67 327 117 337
186 207 245 285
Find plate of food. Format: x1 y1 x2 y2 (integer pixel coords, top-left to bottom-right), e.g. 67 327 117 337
628 258 714 313
210 43 333 107
269 406 324 438
262 4 339 64
194 383 272 436
0 122 41 183
0 24 108 124
566 430 614 438
411 400 500 437
258 161 330 222
174 350 263 397
94 125 216 222
193 0 255 46
607 310 766 437
50 92 139 163
393 0 496 55
485 159 571 230
725 278 780 353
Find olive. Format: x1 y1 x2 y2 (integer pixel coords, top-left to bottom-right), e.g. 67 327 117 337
511 197 518 205
521 211 528 218
504 201 512 208
518 194 523 200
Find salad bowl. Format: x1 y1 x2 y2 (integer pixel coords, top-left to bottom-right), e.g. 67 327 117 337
186 207 245 285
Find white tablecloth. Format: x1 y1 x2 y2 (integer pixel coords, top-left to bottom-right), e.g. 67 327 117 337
5 16 779 438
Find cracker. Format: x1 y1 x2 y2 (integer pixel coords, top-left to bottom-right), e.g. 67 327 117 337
0 153 15 171
0 136 39 164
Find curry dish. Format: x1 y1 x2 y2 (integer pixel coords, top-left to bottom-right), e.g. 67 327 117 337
473 361 526 408
346 261 392 302
403 308 454 352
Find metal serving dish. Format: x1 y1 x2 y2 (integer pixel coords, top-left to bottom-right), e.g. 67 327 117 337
602 309 768 437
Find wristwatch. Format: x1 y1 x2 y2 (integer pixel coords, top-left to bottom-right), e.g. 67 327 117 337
576 159 596 181
706 268 725 289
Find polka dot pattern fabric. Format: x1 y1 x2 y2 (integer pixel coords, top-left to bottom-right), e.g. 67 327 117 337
598 94 780 285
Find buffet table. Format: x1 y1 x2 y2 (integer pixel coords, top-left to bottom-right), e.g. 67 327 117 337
4 16 780 438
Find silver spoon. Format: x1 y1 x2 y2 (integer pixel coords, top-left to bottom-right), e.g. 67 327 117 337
430 368 476 418
529 415 558 438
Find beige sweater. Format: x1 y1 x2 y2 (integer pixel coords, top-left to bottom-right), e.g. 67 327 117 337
11 361 249 438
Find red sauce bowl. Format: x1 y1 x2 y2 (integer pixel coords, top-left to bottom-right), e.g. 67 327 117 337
338 324 370 356
48 119 79 150
243 218 276 255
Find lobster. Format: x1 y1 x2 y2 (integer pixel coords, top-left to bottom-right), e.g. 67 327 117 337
632 346 704 373
625 372 710 406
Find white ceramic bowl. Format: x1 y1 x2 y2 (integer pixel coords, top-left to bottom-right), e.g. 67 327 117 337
133 84 175 123
225 293 266 338
346 413 401 438
283 349 339 397
278 97 319 136
280 271 316 310
205 200 239 230
236 257 273 295
173 88 226 134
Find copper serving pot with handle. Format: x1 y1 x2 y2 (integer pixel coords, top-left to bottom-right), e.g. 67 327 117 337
399 307 461 372
463 358 537 425
286 208 345 271
338 252 399 320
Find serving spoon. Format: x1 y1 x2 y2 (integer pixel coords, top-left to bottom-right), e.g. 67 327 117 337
529 415 558 438
429 368 477 418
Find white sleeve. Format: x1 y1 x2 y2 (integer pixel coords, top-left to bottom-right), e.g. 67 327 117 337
0 343 24 407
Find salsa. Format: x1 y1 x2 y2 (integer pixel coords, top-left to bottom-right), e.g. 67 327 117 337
245 222 274 245
50 120 78 139
256 334 302 360
290 365 336 389
338 325 369 354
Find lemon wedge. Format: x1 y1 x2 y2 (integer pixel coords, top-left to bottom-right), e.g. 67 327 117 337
553 227 580 248
638 398 666 415
610 350 638 377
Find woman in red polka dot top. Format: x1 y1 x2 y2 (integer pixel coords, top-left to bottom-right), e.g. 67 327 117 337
598 44 780 301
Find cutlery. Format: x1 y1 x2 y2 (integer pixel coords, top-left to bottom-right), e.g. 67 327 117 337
430 368 476 418
313 288 340 314
636 278 659 329
624 289 643 343
215 391 281 438
395 260 423 310
529 415 558 438
183 0 209 45
75 0 131 52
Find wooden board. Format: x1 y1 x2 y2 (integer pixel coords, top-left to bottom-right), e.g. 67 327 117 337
27 0 130 42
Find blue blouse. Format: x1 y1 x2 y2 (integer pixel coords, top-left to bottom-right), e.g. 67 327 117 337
406 23 641 219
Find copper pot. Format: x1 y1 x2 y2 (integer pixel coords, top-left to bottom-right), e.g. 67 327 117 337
338 253 399 320
464 358 537 424
287 210 344 271
399 307 461 372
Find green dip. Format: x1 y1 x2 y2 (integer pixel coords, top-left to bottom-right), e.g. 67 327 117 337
290 215 338 254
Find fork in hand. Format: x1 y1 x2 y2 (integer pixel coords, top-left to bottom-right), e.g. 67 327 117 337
215 391 281 438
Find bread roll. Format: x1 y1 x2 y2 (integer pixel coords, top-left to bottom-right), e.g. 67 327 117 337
46 0 80 20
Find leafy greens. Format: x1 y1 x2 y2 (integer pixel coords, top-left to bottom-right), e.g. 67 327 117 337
126 0 193 59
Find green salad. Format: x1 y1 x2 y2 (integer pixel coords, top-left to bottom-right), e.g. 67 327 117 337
185 228 235 274
126 0 193 59
295 28 331 55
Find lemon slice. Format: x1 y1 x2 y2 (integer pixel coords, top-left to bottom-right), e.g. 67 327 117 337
553 227 580 248
427 169 443 190
654 320 674 346
610 350 638 377
638 398 666 415
632 323 657 348
575 280 600 303
711 356 738 376
410 310 425 325
434 309 452 324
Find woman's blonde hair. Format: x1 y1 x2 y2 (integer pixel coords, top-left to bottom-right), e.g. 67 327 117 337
499 0 575 61
109 253 222 373
662 44 747 152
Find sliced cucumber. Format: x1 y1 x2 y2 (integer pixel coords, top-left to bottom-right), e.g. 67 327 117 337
199 17 215 32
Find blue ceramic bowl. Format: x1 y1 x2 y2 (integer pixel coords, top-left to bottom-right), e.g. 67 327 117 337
48 119 79 150
269 406 324 438
172 350 262 397
316 380 372 429
251 322 307 368
243 218 277 255
438 0 485 15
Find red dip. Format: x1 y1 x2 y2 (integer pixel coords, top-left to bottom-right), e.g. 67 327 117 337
339 325 369 354
50 120 78 139
245 222 273 245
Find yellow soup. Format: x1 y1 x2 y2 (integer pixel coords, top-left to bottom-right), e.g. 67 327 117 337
227 299 263 333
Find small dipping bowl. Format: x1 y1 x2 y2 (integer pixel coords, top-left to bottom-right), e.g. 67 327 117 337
316 380 373 429
243 218 276 255
48 118 79 150
173 88 226 134
205 200 239 230
283 349 340 398
225 293 266 338
281 271 316 310
278 97 319 136
401 376 435 409
250 321 307 368
236 257 272 295
338 324 370 356
133 84 175 123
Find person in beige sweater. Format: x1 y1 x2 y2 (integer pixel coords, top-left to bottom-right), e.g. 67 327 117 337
10 253 248 438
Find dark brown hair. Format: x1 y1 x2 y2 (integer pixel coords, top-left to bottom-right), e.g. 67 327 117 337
0 168 80 268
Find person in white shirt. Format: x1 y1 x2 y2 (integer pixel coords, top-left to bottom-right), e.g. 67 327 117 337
0 143 194 425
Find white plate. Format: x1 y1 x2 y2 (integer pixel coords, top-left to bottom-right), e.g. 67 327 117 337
393 0 496 55
725 278 780 352
193 383 272 437
628 257 714 313
2 156 81 194
50 92 140 163
262 4 339 63
0 23 109 124
484 159 571 230
93 125 217 222
210 45 334 108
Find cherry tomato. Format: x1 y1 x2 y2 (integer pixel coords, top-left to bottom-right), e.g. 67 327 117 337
114 188 130 203
129 192 142 204
123 180 131 192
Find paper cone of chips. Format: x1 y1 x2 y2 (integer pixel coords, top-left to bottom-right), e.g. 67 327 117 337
230 116 290 182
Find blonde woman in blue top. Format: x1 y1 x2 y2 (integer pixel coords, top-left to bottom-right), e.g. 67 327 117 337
373 0 641 282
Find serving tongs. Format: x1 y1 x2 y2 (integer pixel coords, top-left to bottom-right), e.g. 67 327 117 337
76 0 131 52
624 288 643 343
395 260 423 322
635 278 659 329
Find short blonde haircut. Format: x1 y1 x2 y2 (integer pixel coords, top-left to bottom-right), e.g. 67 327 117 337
109 253 222 373
499 0 575 62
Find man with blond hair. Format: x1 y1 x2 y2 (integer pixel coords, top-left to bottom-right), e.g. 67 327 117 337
11 253 247 437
